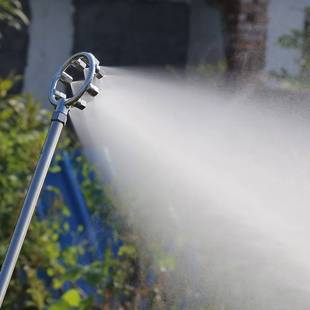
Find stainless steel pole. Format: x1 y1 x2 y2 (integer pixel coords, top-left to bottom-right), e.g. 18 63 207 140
0 102 69 307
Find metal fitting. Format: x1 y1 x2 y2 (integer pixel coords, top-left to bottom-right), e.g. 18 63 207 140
51 111 68 124
49 52 104 111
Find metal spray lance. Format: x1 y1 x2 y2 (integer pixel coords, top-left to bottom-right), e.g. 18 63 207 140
0 52 104 307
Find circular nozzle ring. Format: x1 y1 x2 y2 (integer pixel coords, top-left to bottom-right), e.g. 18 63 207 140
49 52 103 110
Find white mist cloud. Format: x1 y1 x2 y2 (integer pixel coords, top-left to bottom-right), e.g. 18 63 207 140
71 68 310 309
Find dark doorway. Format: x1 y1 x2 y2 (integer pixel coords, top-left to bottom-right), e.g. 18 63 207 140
73 0 190 67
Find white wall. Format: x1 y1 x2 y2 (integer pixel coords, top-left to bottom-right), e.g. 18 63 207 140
265 0 310 76
23 0 74 107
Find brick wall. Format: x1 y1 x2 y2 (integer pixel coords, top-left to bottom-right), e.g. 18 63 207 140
223 0 269 74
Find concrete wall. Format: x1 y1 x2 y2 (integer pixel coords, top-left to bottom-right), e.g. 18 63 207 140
265 0 310 75
23 0 74 105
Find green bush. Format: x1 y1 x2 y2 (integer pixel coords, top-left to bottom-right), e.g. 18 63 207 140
0 76 166 309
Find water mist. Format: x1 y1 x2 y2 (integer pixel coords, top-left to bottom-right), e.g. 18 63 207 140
71 68 310 309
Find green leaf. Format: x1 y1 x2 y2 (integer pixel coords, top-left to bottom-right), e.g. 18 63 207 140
49 164 62 173
48 300 71 310
62 289 81 307
52 278 63 290
118 245 137 258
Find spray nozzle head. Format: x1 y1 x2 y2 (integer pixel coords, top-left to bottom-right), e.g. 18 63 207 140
49 52 104 110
